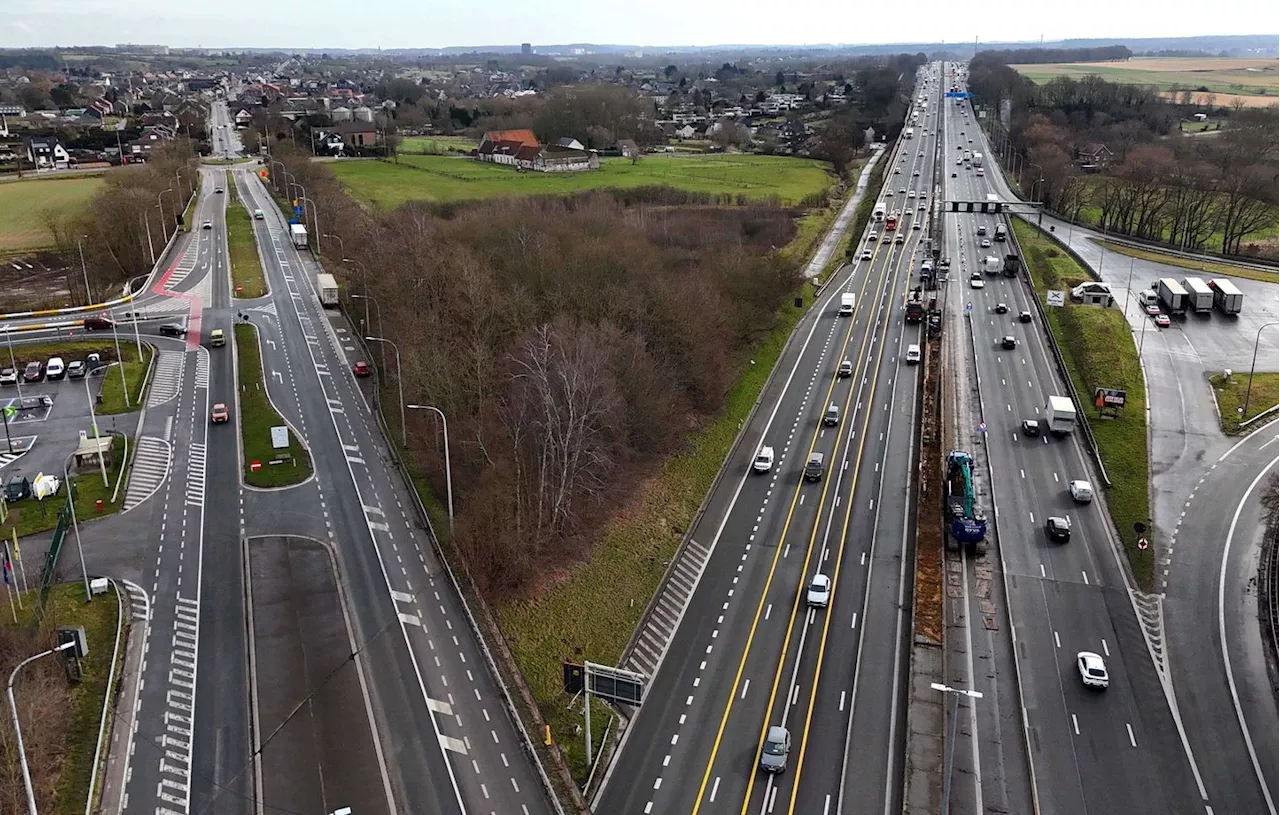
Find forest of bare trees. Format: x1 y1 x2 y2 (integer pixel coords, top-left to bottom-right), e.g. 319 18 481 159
270 147 803 594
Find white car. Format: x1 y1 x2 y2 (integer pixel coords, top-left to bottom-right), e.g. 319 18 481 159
1069 480 1094 503
806 573 831 608
753 446 775 474
1077 651 1109 689
969 274 985 289
907 190 916 198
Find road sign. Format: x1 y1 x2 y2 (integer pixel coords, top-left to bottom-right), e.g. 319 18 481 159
966 302 973 312
945 91 971 98
977 422 987 433
586 662 646 706
1046 290 1066 307
271 426 290 449
1137 538 1149 550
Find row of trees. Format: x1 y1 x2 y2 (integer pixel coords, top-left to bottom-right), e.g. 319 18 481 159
969 56 1278 258
270 146 803 593
976 45 1132 65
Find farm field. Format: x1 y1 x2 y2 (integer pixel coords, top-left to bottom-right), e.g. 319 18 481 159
399 135 479 154
1010 57 1278 108
330 153 835 209
0 175 104 253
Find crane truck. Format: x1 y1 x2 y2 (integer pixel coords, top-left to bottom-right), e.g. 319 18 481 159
946 451 987 550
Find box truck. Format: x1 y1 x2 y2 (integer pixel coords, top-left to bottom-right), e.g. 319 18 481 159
1154 278 1188 315
982 255 1003 275
1047 396 1078 436
1209 278 1243 315
839 292 856 316
1182 277 1213 314
316 273 339 307
290 223 308 249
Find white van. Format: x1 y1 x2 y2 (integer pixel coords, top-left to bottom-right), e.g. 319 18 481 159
45 356 66 380
906 344 922 364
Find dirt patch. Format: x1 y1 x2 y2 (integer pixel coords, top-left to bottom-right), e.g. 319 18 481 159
913 331 944 644
0 251 79 313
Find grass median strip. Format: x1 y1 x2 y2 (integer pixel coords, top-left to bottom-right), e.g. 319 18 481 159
234 323 311 487
1209 371 1279 434
1090 238 1278 284
1015 219 1154 588
181 172 201 232
225 172 267 298
0 435 128 540
96 342 154 415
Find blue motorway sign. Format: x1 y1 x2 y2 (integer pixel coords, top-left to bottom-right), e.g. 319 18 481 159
945 91 971 98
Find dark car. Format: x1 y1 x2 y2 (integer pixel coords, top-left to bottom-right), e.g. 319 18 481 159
3 474 31 502
1046 516 1072 542
803 452 825 482
83 316 114 330
1019 310 1033 323
1001 336 1018 350
994 303 1008 314
159 323 186 337
22 360 43 382
1021 419 1040 437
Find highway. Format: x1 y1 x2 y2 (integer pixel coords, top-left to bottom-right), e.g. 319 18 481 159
596 69 937 815
941 65 1206 815
222 157 556 815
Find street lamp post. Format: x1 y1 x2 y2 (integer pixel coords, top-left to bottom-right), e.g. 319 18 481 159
351 292 381 344
158 188 174 241
76 236 91 305
366 337 405 445
297 194 319 252
932 682 984 815
9 641 79 814
1242 321 1280 421
406 404 455 534
63 450 94 602
323 233 345 258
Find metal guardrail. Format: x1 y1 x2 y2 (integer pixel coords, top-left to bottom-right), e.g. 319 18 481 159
1003 217 1112 486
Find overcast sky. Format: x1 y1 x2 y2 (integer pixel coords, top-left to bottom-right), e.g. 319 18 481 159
2 0 1272 50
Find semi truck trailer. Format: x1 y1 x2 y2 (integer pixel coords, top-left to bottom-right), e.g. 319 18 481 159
1209 278 1244 315
1182 277 1213 314
1154 278 1188 315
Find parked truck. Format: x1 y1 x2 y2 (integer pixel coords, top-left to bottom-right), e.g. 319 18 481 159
839 292 856 316
906 288 925 323
1209 278 1244 316
1182 277 1213 314
1002 252 1020 278
982 255 1003 275
1046 395 1078 436
1154 278 1188 316
290 223 308 249
316 273 339 307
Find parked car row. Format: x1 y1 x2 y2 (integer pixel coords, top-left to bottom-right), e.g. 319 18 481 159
1 353 103 386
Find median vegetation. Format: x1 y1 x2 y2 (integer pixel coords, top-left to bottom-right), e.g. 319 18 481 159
234 323 311 487
0 583 123 814
1209 371 1280 434
224 173 267 298
1014 218 1154 588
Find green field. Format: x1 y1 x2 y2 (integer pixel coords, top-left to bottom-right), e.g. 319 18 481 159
0 176 104 254
1010 57 1278 108
399 135 479 155
1014 218 1154 588
1210 372 1280 434
331 154 835 209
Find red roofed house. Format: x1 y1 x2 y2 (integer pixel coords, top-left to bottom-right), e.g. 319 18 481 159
477 128 599 173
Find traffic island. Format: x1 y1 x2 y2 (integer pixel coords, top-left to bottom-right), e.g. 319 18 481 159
1209 371 1279 434
234 324 312 488
0 582 124 813
226 172 268 298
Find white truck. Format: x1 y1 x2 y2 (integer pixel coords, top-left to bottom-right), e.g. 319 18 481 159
753 446 775 474
1047 395 1078 436
1209 278 1244 315
905 127 915 139
982 255 1003 275
316 272 339 307
290 223 308 249
839 292 856 316
972 152 983 167
1154 278 1188 315
1182 277 1213 314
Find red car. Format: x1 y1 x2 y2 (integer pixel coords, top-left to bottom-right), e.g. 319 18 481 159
1154 314 1171 328
352 361 371 377
210 403 229 423
83 316 115 330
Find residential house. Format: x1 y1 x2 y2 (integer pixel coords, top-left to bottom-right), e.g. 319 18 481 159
0 105 26 117
555 137 585 151
334 120 378 150
1076 142 1113 168
476 129 598 173
234 108 253 127
476 128 540 166
25 135 70 169
617 139 641 159
313 130 346 155
532 144 599 172
675 124 697 140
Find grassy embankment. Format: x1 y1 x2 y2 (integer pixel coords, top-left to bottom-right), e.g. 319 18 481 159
180 171 202 232
0 339 151 416
0 176 104 255
0 435 129 539
1014 219 1154 587
0 583 122 814
331 153 834 209
1209 371 1280 434
224 170 267 298
1090 239 1277 283
234 323 311 487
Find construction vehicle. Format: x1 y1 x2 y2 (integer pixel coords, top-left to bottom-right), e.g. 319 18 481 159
946 451 987 550
906 288 925 323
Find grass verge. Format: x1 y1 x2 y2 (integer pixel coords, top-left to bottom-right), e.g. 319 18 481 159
1090 238 1278 283
181 172 202 232
494 232 845 784
1015 219 1154 588
226 184 268 298
1209 371 1280 434
96 343 154 415
234 323 312 487
0 435 128 539
0 582 122 815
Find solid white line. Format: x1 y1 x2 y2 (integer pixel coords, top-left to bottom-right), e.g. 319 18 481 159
1127 723 1137 747
1218 456 1279 815
1072 714 1080 735
710 776 720 802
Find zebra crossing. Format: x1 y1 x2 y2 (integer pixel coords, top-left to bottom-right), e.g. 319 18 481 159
161 244 200 291
621 537 713 679
193 353 209 391
0 447 28 470
147 352 186 408
120 579 151 623
123 436 172 511
184 443 206 507
157 594 199 813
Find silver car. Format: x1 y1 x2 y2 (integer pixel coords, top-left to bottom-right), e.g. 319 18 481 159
759 725 791 773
